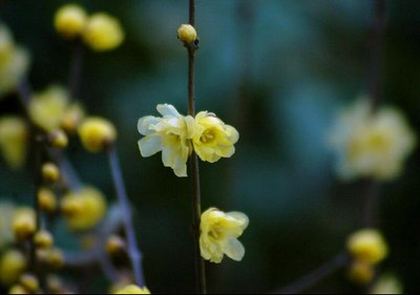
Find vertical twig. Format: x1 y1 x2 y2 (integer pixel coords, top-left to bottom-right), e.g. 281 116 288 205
68 40 84 99
107 147 145 287
185 0 207 293
364 0 386 227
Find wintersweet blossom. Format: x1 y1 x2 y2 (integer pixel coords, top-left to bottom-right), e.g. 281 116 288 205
191 111 239 163
29 85 69 132
329 99 416 181
0 249 26 285
0 25 29 97
347 229 388 265
61 186 107 231
0 116 28 169
138 104 193 177
200 207 248 263
370 274 403 294
113 285 151 294
83 13 124 52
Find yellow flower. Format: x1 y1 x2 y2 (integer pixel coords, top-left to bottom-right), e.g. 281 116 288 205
370 274 403 294
347 229 388 265
0 249 26 286
12 208 36 240
29 85 69 132
191 111 239 163
61 102 85 133
0 202 15 248
0 117 28 169
329 99 416 181
0 25 29 97
177 24 198 44
54 4 88 39
200 207 248 263
113 284 151 294
61 186 107 231
138 104 193 177
78 117 117 152
83 13 124 52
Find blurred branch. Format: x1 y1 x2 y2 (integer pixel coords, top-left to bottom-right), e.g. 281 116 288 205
273 252 349 294
107 147 145 287
68 40 85 99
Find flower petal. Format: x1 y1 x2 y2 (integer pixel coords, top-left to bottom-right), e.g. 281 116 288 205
137 116 160 135
138 135 161 157
223 238 245 262
156 104 181 118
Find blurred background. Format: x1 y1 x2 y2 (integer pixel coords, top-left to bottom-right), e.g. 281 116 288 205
1 0 420 293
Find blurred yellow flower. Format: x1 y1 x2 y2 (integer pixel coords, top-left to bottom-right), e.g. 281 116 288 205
113 284 151 294
0 116 28 169
78 117 117 152
329 99 416 181
0 249 26 286
0 25 29 97
54 4 88 39
138 104 193 177
370 274 403 294
191 111 239 163
0 202 15 248
348 259 375 285
347 228 388 265
61 102 85 133
12 208 36 241
200 207 248 263
29 85 69 132
61 186 107 231
83 13 124 51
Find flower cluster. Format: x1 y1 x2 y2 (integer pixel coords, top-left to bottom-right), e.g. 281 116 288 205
0 25 29 96
329 99 416 181
346 228 388 284
138 104 239 177
55 4 124 52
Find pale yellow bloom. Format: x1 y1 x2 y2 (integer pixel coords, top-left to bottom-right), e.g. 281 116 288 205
329 99 416 181
200 207 248 263
61 102 85 133
29 85 69 132
138 104 193 177
78 117 117 152
177 24 197 44
12 208 36 240
61 186 106 231
83 13 124 51
0 202 15 248
0 25 29 97
347 229 388 265
54 4 88 39
348 259 375 285
0 249 26 286
0 117 28 169
191 111 239 163
370 274 403 294
113 284 151 294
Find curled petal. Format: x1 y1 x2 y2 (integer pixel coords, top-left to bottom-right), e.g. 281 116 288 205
223 238 245 262
138 135 161 157
156 104 181 118
137 116 160 135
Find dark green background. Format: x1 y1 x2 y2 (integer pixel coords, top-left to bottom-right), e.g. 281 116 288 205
1 0 419 293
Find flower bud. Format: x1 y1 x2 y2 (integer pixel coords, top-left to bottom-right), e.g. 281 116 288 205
38 187 57 213
0 250 27 286
12 208 36 240
9 284 28 294
54 4 88 39
34 230 54 249
48 129 68 149
37 248 64 269
42 162 60 183
177 24 197 44
106 235 126 255
19 273 39 293
78 117 117 152
347 229 388 265
61 103 85 133
83 13 124 51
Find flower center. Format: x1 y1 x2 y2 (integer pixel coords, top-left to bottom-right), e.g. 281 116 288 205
209 225 224 241
200 129 216 144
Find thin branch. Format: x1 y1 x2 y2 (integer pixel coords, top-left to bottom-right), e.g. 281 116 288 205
68 40 84 99
185 0 206 293
274 252 349 294
107 147 145 287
